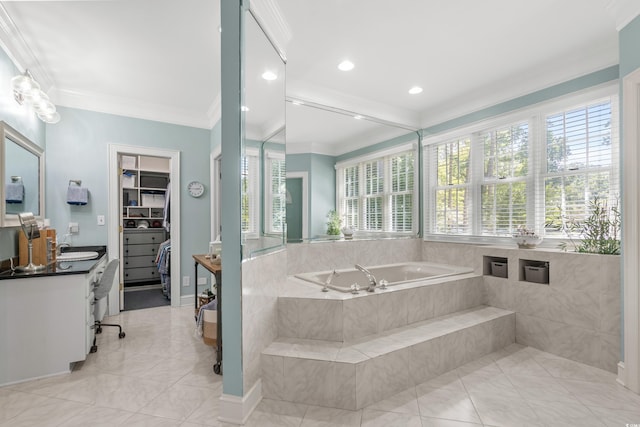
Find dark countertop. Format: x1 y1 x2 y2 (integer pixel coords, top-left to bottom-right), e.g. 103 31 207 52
0 245 107 280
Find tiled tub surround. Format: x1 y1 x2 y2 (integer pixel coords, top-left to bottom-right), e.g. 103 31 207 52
421 241 621 372
278 273 484 342
242 249 287 393
262 305 515 410
295 261 473 292
286 238 421 276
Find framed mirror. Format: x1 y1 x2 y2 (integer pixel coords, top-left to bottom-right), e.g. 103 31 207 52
1 121 45 227
241 9 286 259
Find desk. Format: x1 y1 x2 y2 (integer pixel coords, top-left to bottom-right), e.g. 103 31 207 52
193 254 222 374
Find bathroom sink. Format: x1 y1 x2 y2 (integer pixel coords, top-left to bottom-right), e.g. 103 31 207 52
57 251 100 261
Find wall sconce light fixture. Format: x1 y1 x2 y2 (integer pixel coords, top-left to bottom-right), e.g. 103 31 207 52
11 70 60 124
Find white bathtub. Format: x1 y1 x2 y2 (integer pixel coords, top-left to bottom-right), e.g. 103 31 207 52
295 261 474 292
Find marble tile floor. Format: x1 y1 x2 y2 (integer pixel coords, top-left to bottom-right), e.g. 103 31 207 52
1 305 639 426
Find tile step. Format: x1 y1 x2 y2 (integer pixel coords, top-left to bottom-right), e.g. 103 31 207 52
261 305 515 410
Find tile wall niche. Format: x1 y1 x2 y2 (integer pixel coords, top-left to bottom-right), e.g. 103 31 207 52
421 241 621 372
242 249 287 392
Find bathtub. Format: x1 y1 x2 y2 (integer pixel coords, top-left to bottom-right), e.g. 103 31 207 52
295 261 474 292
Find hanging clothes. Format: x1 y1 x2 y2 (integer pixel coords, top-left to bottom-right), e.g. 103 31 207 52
156 239 171 298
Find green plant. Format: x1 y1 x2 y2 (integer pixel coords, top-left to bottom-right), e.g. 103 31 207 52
547 196 620 255
326 209 342 235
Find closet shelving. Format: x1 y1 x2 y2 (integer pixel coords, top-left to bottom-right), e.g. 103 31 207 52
121 155 170 225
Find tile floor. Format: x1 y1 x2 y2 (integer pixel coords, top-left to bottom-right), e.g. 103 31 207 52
1 305 640 426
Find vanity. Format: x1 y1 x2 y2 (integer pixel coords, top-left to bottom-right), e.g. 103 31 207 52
0 246 107 386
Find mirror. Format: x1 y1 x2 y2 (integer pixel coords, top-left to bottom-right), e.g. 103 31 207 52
241 10 286 259
1 121 44 226
285 101 418 241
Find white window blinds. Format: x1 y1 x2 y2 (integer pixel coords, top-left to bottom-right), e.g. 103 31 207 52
337 147 416 234
424 91 618 240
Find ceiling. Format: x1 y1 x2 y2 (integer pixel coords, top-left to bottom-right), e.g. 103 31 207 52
0 0 637 155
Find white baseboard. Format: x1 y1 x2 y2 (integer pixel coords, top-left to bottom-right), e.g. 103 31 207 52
618 361 626 387
219 379 262 425
180 294 194 307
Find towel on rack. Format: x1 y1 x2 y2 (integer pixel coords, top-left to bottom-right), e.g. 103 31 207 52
67 185 88 205
6 183 24 203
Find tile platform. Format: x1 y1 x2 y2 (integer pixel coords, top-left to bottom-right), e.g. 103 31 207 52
262 306 515 410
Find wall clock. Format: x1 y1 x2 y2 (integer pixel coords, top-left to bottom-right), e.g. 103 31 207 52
187 181 205 198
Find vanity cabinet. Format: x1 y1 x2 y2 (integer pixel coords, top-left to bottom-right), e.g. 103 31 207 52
0 256 106 386
123 228 165 285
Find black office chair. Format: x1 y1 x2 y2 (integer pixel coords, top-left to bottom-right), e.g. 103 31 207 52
90 259 125 353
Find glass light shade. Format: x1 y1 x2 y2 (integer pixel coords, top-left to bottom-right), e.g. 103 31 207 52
23 88 48 106
38 111 60 124
33 99 55 115
11 73 40 95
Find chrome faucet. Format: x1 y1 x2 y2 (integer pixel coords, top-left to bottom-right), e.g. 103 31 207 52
355 264 377 292
322 270 339 292
57 242 71 256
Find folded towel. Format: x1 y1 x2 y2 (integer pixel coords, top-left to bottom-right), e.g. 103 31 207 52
67 186 88 205
6 183 24 203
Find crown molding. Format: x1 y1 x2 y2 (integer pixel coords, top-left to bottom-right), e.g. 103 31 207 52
603 0 640 30
0 3 54 92
51 87 212 129
249 0 291 61
207 93 221 128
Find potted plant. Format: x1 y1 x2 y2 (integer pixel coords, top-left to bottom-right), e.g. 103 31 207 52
326 210 342 237
547 196 620 255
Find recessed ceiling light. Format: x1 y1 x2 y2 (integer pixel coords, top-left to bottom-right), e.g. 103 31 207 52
262 71 278 81
241 106 250 112
338 60 354 71
408 86 423 95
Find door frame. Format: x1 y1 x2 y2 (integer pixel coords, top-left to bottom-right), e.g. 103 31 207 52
211 145 222 242
286 171 308 240
107 144 181 314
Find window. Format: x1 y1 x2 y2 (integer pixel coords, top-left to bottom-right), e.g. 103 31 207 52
337 147 417 234
544 102 616 234
425 90 618 240
481 123 529 235
433 138 471 234
266 153 286 233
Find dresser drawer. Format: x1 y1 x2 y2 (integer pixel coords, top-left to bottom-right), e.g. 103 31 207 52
124 244 158 257
124 230 165 245
123 255 156 269
124 267 160 282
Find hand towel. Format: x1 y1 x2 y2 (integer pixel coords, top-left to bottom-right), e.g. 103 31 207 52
67 185 88 205
6 183 24 203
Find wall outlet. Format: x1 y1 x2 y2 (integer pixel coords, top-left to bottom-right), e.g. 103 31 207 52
97 215 105 226
68 222 79 233
197 277 207 285
182 276 190 287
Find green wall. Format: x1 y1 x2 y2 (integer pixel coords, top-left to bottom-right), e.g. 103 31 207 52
45 106 211 296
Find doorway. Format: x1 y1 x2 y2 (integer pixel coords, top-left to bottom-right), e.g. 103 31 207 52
107 145 181 316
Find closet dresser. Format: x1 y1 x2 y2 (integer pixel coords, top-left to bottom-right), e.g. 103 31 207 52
123 228 165 285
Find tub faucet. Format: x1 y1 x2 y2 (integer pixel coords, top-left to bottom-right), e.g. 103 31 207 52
355 264 377 292
322 270 339 292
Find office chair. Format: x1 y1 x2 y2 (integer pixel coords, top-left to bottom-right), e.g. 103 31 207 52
90 259 125 353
